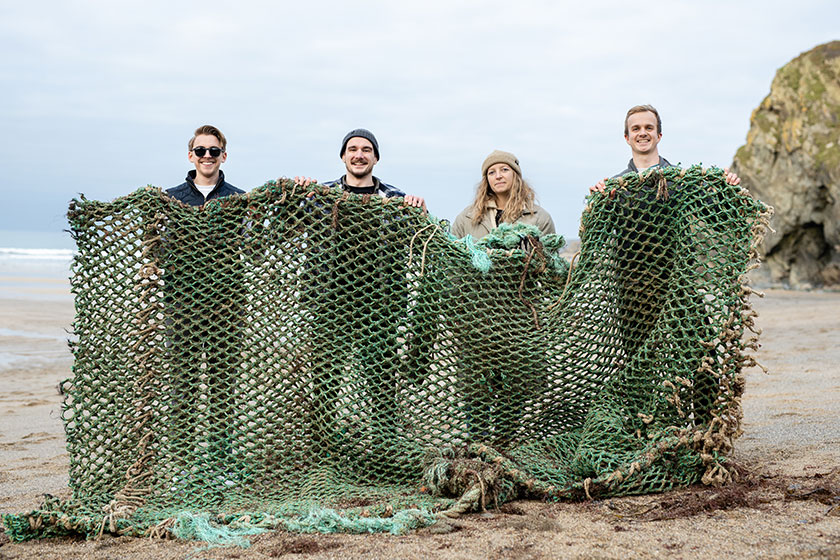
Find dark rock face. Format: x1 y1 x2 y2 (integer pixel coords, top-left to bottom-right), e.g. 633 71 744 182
732 41 840 289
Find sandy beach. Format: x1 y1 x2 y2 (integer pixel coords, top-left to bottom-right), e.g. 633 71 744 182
1 279 838 559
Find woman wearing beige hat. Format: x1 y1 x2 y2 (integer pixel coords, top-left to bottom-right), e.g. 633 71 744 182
446 151 556 447
451 149 555 239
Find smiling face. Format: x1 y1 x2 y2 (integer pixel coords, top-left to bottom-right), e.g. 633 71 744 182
188 133 227 185
486 163 515 197
624 111 662 157
342 137 378 181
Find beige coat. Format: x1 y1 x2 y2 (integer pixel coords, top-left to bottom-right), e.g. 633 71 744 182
451 199 555 239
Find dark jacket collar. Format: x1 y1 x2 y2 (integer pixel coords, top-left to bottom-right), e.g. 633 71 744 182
185 169 227 197
338 174 381 194
620 156 672 176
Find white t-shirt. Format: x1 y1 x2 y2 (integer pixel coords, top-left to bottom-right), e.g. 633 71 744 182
195 184 215 199
636 163 663 174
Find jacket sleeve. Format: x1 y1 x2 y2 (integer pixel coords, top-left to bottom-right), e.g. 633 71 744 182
451 209 469 238
536 207 556 236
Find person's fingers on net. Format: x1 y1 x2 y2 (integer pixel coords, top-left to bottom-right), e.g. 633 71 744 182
589 179 607 194
293 176 316 187
723 168 741 186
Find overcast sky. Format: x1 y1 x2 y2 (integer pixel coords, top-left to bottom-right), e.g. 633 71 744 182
1 0 837 244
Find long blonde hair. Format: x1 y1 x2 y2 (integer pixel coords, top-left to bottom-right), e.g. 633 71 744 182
469 169 536 226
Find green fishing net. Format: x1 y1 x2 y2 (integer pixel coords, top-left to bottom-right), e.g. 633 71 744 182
3 165 769 542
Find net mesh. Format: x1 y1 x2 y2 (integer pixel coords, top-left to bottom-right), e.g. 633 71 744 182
3 165 770 541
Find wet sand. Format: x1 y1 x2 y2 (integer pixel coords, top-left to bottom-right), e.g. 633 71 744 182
1 285 839 559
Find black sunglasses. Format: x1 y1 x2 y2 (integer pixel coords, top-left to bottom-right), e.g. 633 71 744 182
192 146 224 157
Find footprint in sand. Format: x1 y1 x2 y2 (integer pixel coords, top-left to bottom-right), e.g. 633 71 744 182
22 399 53 407
21 431 55 441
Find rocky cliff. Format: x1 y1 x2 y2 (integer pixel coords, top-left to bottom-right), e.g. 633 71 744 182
732 41 840 288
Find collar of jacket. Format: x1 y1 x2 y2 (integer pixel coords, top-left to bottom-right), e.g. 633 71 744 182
338 174 383 194
624 156 672 174
463 198 537 220
185 169 227 197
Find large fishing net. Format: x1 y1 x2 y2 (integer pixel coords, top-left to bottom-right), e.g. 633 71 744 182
3 165 770 541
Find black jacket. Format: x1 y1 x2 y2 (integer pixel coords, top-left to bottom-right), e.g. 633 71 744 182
613 156 673 178
166 170 244 206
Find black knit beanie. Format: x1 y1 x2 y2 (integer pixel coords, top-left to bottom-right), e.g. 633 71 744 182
340 129 380 159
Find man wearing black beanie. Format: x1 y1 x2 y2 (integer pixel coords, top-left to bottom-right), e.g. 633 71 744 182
295 128 426 464
322 128 426 209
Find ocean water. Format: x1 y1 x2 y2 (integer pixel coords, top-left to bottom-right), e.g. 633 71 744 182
0 230 75 301
0 229 76 251
0 231 75 374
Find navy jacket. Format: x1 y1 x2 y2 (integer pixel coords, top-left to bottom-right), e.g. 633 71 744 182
613 156 673 178
166 170 244 206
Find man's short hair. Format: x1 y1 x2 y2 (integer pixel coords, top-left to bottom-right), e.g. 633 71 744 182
624 105 662 136
188 125 227 151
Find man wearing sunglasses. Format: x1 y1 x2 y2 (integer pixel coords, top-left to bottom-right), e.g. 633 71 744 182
167 124 244 205
163 124 245 485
